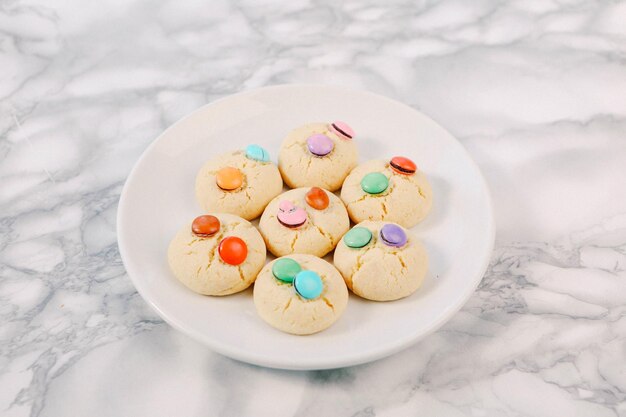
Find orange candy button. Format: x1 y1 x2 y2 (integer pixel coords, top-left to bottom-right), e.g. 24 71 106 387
305 187 329 210
389 156 417 175
216 167 243 190
218 236 248 265
191 215 220 237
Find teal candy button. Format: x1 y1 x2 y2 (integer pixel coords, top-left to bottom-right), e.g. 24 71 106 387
294 270 324 300
343 227 372 248
361 172 389 194
272 258 302 283
245 144 270 162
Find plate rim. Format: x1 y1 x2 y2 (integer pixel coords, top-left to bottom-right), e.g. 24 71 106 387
117 83 495 370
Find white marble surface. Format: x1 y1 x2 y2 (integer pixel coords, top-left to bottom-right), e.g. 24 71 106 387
1 0 626 415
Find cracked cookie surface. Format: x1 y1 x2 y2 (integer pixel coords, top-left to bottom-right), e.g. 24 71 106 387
340 159 433 228
253 254 348 335
278 123 358 191
195 150 283 220
259 187 350 257
334 221 428 301
168 213 266 296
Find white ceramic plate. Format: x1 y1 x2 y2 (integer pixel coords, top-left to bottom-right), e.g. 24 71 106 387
117 84 494 370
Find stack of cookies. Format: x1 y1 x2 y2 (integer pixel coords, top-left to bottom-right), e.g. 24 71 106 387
168 122 433 335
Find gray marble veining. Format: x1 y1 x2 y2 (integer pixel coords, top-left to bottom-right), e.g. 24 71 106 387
1 0 626 416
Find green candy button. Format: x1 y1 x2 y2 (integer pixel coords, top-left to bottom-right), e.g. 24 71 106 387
272 258 302 283
361 172 389 194
343 227 373 248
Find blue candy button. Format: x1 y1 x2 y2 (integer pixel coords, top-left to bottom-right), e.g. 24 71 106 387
293 270 324 300
245 144 270 162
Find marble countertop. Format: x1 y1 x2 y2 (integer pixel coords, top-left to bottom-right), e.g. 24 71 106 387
2 0 626 416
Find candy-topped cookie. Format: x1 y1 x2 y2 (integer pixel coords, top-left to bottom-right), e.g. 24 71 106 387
254 254 348 335
167 213 266 295
259 187 350 257
334 221 428 301
195 145 283 220
340 157 432 228
278 122 358 191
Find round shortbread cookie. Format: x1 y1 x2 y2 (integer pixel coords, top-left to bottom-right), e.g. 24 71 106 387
253 254 349 335
195 148 283 220
333 220 428 301
340 158 432 228
278 122 358 191
259 187 350 257
168 213 266 296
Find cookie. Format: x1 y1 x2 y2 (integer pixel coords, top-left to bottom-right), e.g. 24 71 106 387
333 221 428 301
259 187 350 257
278 122 358 191
253 254 349 335
340 157 432 228
195 145 283 220
168 213 266 296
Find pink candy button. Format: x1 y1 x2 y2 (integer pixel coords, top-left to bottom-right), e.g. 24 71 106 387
277 200 307 228
330 121 354 140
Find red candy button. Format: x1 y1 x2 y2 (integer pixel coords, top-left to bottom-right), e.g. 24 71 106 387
389 156 416 175
218 236 248 265
191 215 220 237
305 187 329 210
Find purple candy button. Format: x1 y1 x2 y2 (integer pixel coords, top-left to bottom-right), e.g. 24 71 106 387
380 224 407 248
307 134 334 157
